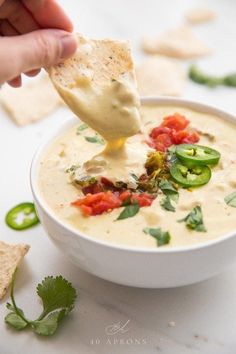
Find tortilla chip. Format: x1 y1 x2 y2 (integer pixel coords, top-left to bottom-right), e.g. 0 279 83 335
49 34 134 89
0 241 30 299
0 75 62 126
142 26 211 59
185 8 216 24
48 34 141 140
136 56 185 96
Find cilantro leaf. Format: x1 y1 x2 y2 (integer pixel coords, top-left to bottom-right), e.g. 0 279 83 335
178 205 206 232
65 164 80 174
121 196 131 207
5 272 77 337
143 227 171 246
32 310 66 336
130 173 138 181
36 276 76 318
85 135 105 145
167 145 177 158
76 123 88 134
224 191 236 207
159 180 179 212
159 180 179 201
116 201 140 220
160 195 176 212
5 312 28 330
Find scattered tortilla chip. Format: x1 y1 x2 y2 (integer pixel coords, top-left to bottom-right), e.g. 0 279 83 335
136 56 185 96
0 241 30 300
185 8 216 24
0 75 62 126
142 26 211 59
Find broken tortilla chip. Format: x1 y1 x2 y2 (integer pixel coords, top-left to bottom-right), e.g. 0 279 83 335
0 241 30 300
136 56 185 96
0 75 62 126
142 26 211 59
185 8 216 25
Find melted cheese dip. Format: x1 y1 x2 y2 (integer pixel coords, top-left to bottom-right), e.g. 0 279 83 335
38 105 236 248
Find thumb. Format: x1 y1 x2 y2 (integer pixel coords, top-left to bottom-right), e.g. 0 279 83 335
0 29 77 84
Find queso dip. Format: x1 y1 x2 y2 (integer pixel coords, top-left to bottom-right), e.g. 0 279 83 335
38 105 236 248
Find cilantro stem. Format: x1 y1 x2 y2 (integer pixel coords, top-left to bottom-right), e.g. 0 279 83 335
36 310 49 321
10 269 30 325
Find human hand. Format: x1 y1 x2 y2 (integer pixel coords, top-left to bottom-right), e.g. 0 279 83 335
0 0 77 87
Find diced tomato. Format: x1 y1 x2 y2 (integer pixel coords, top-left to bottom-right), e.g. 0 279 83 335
131 193 155 207
161 113 189 131
72 191 121 216
155 133 173 147
119 190 131 202
146 139 157 149
148 112 199 152
171 130 188 145
149 126 173 151
172 130 200 145
72 190 156 216
92 200 116 215
80 205 92 216
154 142 166 152
150 126 171 139
182 131 200 144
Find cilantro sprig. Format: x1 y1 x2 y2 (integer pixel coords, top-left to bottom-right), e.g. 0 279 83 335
5 271 77 336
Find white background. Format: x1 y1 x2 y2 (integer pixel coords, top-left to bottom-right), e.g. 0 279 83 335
0 0 236 353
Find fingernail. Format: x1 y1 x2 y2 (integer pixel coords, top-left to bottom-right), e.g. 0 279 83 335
60 33 77 59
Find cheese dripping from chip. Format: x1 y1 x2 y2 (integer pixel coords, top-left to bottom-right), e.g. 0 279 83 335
49 34 144 184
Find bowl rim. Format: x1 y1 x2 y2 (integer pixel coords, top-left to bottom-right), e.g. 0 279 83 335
30 96 236 254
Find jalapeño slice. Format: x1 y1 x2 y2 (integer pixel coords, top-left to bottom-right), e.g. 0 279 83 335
5 202 39 231
170 162 211 187
176 144 220 166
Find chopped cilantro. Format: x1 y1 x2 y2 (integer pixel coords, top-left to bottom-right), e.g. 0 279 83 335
85 135 105 145
224 191 236 207
116 201 140 220
178 205 206 232
76 123 88 134
159 180 179 212
143 227 171 246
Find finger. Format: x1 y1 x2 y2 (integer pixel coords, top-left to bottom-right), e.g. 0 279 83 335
0 19 19 36
25 68 41 77
0 29 77 84
23 0 73 32
7 75 22 87
0 0 39 34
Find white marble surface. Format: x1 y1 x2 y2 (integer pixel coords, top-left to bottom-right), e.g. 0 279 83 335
0 0 236 353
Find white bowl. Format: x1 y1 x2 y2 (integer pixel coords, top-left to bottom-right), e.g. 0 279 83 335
31 97 236 288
